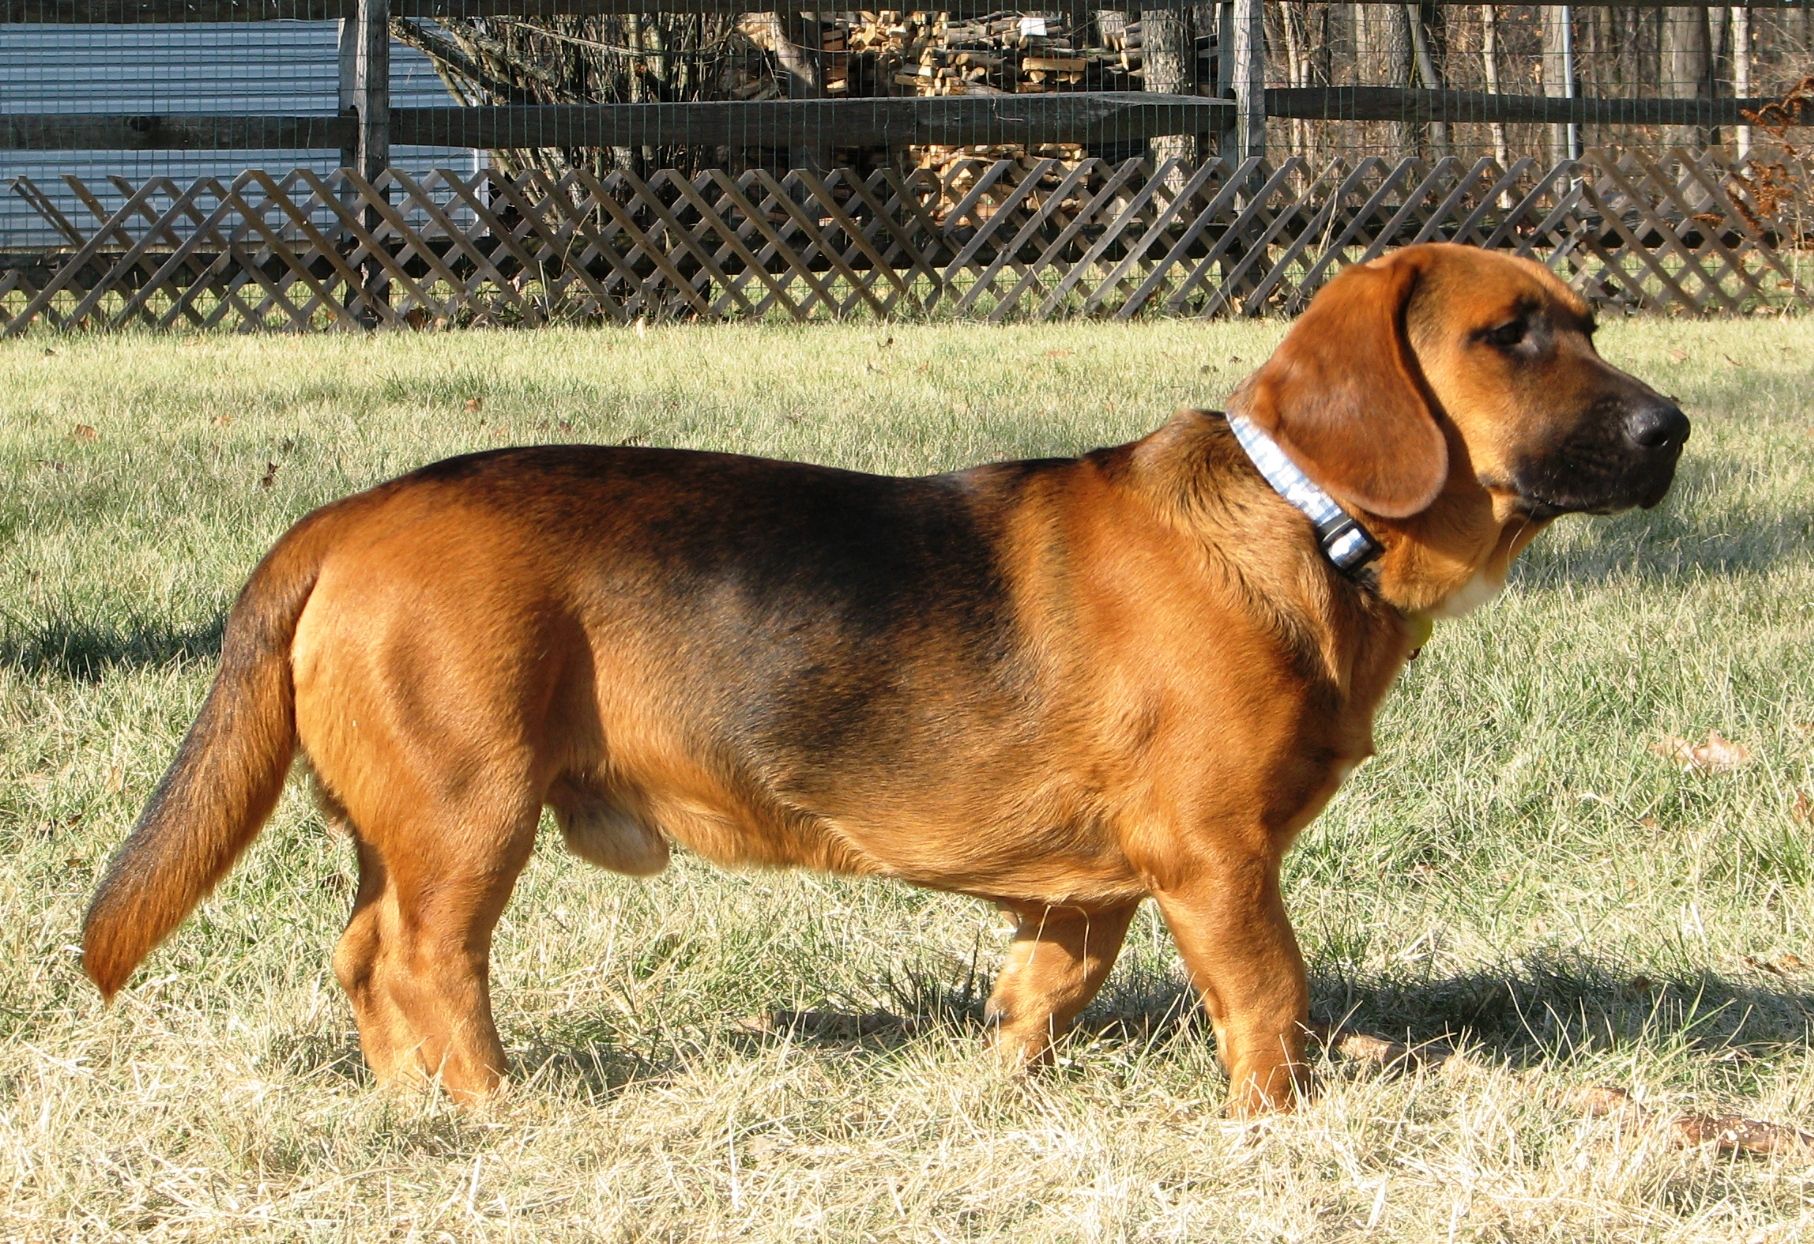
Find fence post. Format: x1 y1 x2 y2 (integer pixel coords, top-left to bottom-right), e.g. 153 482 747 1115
338 0 391 323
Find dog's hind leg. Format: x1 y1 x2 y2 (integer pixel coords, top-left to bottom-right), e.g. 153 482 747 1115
331 832 419 1086
985 902 1138 1069
326 780 540 1103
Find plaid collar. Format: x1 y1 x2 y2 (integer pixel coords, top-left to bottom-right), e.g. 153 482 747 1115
1226 414 1383 575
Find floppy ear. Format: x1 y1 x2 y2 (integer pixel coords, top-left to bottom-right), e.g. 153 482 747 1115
1232 253 1448 519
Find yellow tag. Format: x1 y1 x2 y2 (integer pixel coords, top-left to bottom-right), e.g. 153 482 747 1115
1405 612 1435 652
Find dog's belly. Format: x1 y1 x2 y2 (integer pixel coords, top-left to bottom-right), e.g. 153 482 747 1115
555 739 1148 906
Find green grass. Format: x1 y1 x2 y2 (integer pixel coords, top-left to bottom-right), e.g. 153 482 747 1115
1 317 1811 1241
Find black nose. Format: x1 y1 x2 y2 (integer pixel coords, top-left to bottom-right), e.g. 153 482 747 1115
1624 401 1690 451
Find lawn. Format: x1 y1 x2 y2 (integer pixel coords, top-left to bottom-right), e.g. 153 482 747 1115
1 316 1810 1241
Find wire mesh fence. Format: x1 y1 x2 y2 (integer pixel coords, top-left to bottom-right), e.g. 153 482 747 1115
2 1 1810 331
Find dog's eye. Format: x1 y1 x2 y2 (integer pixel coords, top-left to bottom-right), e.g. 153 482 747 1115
1483 318 1527 349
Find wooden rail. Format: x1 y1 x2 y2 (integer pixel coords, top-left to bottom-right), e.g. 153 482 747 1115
6 92 1799 153
0 115 355 151
1264 88 1798 129
389 96 1234 150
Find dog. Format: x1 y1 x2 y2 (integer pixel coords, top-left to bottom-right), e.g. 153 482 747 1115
82 243 1687 1114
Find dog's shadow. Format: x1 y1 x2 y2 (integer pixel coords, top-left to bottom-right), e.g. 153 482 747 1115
715 952 1814 1081
264 952 1811 1105
1 613 224 682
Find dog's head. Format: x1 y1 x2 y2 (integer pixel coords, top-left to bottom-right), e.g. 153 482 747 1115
1230 243 1687 613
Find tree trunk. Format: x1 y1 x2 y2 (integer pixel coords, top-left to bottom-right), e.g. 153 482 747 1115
1731 6 1750 159
1663 6 1712 149
1144 6 1200 168
1481 5 1509 171
1541 5 1574 165
744 11 827 172
1407 3 1448 161
1096 9 1128 49
1359 4 1415 158
1326 5 1355 86
1280 1 1308 163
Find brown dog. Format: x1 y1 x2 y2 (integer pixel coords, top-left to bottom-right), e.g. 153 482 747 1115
83 244 1686 1113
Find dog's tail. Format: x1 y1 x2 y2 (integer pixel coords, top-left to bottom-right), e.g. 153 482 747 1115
82 504 344 1001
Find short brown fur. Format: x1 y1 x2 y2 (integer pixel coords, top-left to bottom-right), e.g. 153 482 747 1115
83 244 1686 1113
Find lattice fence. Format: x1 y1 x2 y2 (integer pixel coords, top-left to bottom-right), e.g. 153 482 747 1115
3 148 1808 333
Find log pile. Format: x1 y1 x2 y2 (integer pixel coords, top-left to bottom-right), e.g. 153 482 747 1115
911 141 1091 222
726 10 1215 217
837 10 1138 97
728 11 1186 103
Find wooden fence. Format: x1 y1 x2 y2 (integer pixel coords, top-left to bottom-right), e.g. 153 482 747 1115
3 0 1810 330
3 146 1807 332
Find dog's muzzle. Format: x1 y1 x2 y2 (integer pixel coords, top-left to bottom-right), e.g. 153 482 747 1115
1509 395 1689 518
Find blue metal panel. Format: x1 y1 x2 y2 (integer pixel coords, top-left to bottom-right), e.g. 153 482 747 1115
1 21 479 248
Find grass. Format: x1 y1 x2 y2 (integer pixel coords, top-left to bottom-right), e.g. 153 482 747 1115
1 316 1811 1241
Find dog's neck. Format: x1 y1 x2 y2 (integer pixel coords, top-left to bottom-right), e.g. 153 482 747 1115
1124 410 1415 695
1356 422 1555 620
1136 409 1548 628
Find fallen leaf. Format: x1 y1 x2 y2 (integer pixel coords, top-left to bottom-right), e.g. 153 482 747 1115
1043 348 1073 359
1309 1022 1455 1071
1671 1113 1814 1156
1576 1084 1814 1157
210 414 234 428
1793 790 1812 825
106 764 123 793
1668 348 1689 362
259 461 279 489
1775 953 1806 972
1579 1084 1638 1116
1649 730 1753 774
71 423 97 442
464 397 483 414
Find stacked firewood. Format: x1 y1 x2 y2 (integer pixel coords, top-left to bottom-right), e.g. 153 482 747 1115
728 11 1147 102
841 10 1140 96
911 141 1095 223
723 11 1215 216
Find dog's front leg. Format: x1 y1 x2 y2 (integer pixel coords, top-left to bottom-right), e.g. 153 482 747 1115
1150 850 1310 1115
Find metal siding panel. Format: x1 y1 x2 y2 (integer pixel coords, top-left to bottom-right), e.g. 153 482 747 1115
2 22 477 247
1 22 457 112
